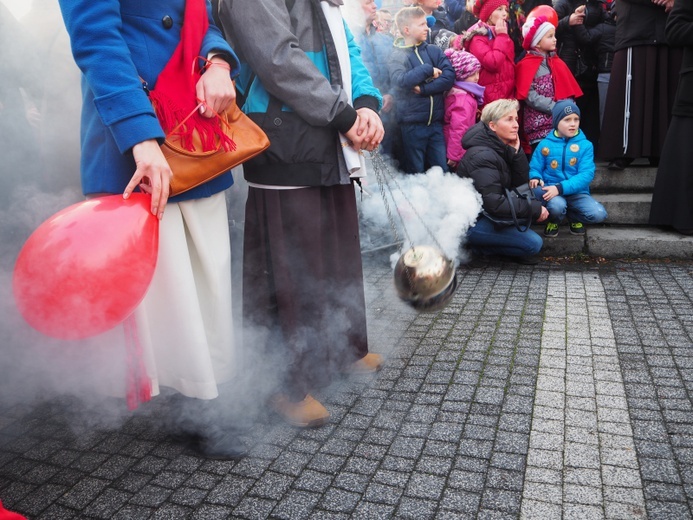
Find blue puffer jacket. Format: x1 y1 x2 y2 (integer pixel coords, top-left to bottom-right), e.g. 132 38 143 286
529 129 595 196
388 39 455 126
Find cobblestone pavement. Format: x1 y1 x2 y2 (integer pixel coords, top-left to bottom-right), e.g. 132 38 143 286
1 258 693 519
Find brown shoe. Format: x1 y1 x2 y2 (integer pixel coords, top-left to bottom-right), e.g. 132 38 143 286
347 353 384 374
269 394 329 428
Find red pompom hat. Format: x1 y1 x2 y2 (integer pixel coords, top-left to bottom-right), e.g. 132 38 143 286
472 0 509 24
522 15 554 50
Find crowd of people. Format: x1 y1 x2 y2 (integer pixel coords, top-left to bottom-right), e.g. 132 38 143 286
1 0 687 465
353 0 686 262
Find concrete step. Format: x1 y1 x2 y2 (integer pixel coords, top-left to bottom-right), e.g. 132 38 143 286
593 193 652 225
588 227 693 259
592 164 657 193
537 225 693 259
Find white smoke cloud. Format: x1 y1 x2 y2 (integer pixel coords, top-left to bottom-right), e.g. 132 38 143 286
357 158 482 266
0 0 483 446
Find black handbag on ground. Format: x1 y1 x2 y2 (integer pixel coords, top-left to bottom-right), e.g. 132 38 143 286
482 183 536 232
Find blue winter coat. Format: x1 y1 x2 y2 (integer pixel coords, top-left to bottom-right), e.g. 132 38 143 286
388 39 455 126
529 129 595 196
58 0 240 201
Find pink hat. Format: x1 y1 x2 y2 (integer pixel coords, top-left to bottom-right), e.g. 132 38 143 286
522 16 554 50
444 48 481 81
472 0 509 24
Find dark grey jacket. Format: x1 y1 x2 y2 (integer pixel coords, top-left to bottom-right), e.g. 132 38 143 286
218 0 381 187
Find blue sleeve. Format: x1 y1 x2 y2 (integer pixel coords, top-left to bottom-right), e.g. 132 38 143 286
446 0 466 22
419 47 455 96
529 143 546 180
346 22 383 110
561 141 596 195
201 2 241 77
389 51 434 89
58 0 164 154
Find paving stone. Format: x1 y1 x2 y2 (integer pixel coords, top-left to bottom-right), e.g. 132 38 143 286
3 261 693 519
564 483 603 506
520 499 562 519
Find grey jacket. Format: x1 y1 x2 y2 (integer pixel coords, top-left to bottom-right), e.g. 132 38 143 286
218 0 381 186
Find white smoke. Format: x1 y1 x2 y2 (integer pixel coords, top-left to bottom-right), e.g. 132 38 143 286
342 0 369 34
357 158 482 266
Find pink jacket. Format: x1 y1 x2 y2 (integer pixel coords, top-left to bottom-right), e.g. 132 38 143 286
466 25 515 106
444 87 479 163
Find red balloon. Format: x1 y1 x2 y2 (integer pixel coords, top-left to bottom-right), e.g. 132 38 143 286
13 193 159 340
528 5 559 27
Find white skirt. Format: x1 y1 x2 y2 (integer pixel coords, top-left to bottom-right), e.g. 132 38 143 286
135 192 235 399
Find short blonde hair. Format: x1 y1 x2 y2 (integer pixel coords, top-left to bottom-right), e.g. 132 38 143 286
480 99 520 124
395 6 427 33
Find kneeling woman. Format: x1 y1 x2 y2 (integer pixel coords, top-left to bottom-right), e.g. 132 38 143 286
457 99 548 263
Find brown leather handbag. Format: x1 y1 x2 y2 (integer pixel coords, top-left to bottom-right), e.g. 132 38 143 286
162 100 269 196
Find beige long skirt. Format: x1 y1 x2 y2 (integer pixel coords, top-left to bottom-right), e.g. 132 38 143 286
135 192 235 400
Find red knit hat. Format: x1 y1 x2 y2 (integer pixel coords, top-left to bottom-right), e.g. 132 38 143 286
472 0 509 24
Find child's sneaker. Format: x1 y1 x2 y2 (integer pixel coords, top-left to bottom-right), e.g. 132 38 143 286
544 222 559 237
569 222 585 235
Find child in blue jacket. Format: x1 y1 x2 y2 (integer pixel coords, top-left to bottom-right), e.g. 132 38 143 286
529 100 607 237
389 6 455 173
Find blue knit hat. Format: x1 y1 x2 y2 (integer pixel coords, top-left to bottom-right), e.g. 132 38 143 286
552 99 581 129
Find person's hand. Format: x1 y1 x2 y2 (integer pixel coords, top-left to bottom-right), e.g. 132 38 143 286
432 67 442 79
125 139 172 219
447 159 459 170
345 108 384 151
542 185 559 201
196 57 237 118
537 206 549 223
356 107 385 151
413 85 422 95
529 178 541 188
508 135 521 151
653 0 675 12
382 94 394 113
570 7 585 25
494 18 508 35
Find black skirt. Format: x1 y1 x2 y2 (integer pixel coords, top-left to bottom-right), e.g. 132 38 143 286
242 184 369 400
648 116 693 231
598 45 682 161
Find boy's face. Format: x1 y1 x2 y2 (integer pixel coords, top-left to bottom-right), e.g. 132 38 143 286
537 28 557 53
404 16 429 43
557 113 580 137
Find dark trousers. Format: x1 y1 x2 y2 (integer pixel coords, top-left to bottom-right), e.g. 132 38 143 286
398 122 448 174
242 185 369 400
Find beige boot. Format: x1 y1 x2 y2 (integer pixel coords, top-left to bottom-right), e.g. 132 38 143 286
269 394 330 428
346 353 384 374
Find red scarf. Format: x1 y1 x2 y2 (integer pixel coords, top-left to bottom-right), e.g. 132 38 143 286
148 0 233 152
515 53 583 101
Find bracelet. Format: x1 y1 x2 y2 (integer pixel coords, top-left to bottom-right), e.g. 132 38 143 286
197 55 232 73
207 61 231 71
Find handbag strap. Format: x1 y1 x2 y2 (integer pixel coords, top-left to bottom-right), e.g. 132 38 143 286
504 187 532 232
